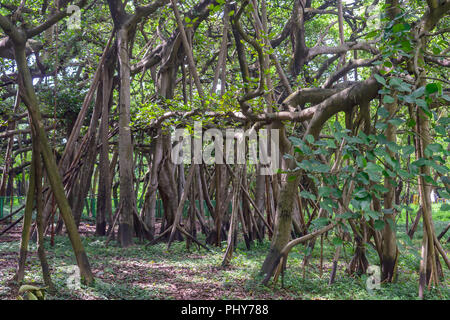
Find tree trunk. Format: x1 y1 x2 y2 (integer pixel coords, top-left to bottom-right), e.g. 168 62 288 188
14 36 94 285
381 95 398 282
222 165 244 266
260 173 299 277
70 86 103 227
96 57 115 236
117 27 136 247
14 136 36 283
158 134 182 240
33 137 54 291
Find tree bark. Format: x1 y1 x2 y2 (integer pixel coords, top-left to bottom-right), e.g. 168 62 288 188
96 57 115 236
9 29 94 285
381 94 399 282
117 27 136 247
14 135 36 283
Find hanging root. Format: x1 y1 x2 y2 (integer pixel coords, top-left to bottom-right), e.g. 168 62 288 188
262 223 337 286
347 236 369 276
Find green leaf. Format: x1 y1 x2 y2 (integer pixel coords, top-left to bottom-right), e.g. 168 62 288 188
375 122 388 130
435 125 446 135
374 146 390 158
387 141 401 153
429 162 449 175
366 30 379 39
366 210 381 220
356 172 370 185
392 23 405 33
378 106 390 118
284 154 295 160
305 134 314 144
417 99 432 118
416 99 428 108
440 190 450 199
388 118 404 127
300 190 316 201
320 199 338 214
383 95 395 104
386 216 395 229
374 74 386 86
412 158 426 167
397 169 412 179
311 217 330 228
326 140 337 149
365 162 383 182
332 237 343 246
354 188 369 199
425 83 439 95
341 212 356 219
374 219 385 230
372 184 389 194
401 40 413 52
289 136 302 146
406 118 416 127
411 87 425 98
389 77 403 87
425 143 443 154
356 155 367 168
318 186 333 198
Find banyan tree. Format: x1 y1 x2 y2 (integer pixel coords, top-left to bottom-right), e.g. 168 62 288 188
0 0 448 299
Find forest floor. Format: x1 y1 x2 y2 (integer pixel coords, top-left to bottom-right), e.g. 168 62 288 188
0 211 449 300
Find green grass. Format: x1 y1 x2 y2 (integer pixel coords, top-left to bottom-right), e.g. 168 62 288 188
0 208 449 300
397 203 449 222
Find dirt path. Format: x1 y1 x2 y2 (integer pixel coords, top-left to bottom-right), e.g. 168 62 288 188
0 221 295 300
